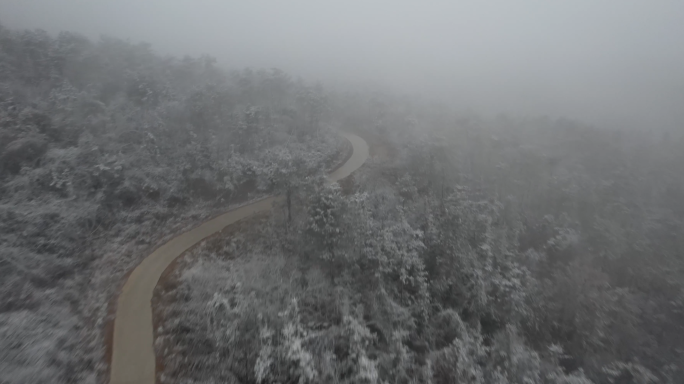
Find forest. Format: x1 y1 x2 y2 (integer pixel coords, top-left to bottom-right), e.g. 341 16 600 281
1 22 684 384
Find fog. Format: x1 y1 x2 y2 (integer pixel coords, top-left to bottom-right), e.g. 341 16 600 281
2 0 683 131
4 2 684 384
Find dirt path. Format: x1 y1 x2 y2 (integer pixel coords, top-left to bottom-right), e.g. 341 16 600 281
109 132 368 384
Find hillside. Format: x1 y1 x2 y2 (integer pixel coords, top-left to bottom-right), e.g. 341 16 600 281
2 24 684 384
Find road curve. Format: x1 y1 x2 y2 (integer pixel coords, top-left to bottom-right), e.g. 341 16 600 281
110 132 368 384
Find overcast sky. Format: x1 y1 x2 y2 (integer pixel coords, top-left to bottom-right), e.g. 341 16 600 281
2 0 683 131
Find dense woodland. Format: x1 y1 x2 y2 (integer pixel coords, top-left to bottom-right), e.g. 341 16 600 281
2 25 684 384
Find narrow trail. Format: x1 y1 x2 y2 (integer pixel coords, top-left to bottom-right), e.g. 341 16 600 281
109 132 368 384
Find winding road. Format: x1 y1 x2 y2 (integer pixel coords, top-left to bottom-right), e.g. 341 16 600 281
109 132 368 384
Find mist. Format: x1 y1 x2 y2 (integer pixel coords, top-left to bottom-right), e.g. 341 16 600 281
3 0 683 130
5 2 684 384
